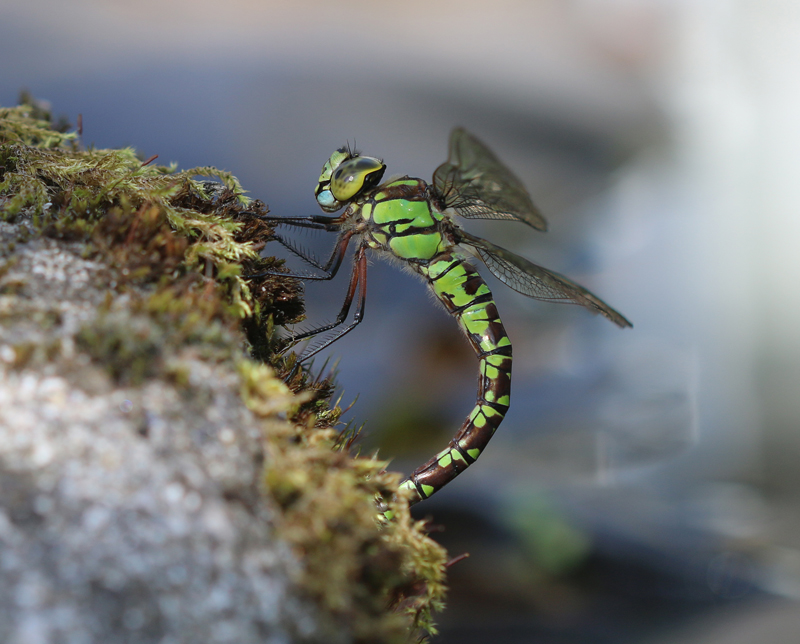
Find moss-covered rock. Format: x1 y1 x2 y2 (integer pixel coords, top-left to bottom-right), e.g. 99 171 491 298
0 96 446 643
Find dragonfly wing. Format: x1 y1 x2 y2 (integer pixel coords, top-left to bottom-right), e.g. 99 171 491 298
432 127 548 231
457 229 632 328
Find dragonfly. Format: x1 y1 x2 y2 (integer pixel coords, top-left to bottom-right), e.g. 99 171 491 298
252 128 632 506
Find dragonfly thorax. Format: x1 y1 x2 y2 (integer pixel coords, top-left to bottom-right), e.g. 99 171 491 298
352 178 450 263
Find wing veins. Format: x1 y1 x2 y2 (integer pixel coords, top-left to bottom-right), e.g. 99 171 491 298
432 128 548 231
457 230 632 328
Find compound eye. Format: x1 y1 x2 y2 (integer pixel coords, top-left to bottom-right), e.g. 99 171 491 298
316 189 338 212
330 156 385 202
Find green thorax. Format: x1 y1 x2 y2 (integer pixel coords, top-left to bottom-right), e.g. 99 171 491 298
353 178 447 262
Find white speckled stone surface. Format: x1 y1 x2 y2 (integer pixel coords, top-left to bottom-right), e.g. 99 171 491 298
0 221 320 644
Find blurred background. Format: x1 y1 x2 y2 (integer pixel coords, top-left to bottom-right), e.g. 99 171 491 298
3 1 799 641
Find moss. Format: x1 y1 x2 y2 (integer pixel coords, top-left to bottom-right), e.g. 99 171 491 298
241 362 447 642
0 96 448 641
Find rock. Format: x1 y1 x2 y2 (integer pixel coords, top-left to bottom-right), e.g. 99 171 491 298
0 227 317 643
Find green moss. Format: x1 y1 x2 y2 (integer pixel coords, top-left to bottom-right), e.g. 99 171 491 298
0 101 296 322
0 96 448 641
240 362 447 642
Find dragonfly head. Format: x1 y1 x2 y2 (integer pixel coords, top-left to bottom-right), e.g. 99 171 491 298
315 146 386 212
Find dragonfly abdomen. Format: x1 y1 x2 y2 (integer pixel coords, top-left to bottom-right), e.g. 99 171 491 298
399 252 512 504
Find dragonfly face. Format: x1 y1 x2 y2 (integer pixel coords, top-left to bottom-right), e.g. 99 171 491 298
314 147 386 212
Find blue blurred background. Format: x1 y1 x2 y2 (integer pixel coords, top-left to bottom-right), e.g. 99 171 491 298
4 1 800 641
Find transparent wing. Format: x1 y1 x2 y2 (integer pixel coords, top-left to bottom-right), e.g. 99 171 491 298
432 127 548 231
457 229 632 328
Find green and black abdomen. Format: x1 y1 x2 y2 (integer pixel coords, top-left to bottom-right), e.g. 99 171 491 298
399 251 513 503
358 178 513 504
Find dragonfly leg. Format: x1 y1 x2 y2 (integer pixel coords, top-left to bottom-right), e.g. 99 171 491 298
246 230 353 281
289 243 368 364
243 212 348 233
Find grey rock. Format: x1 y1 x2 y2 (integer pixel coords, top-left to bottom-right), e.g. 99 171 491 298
0 222 320 643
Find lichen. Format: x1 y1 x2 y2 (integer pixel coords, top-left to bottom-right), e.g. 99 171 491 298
0 95 448 642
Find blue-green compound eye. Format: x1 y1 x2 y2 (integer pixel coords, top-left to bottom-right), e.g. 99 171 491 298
330 156 386 202
316 189 338 211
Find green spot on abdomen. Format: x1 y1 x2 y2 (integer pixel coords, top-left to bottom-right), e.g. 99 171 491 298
483 363 499 379
486 354 512 368
481 405 503 420
424 258 456 280
459 307 491 337
399 480 415 493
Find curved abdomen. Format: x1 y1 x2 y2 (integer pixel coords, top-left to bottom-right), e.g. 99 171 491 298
399 251 512 504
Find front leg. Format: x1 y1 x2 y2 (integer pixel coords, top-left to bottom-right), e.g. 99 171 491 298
288 242 369 363
243 211 348 233
246 230 354 282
